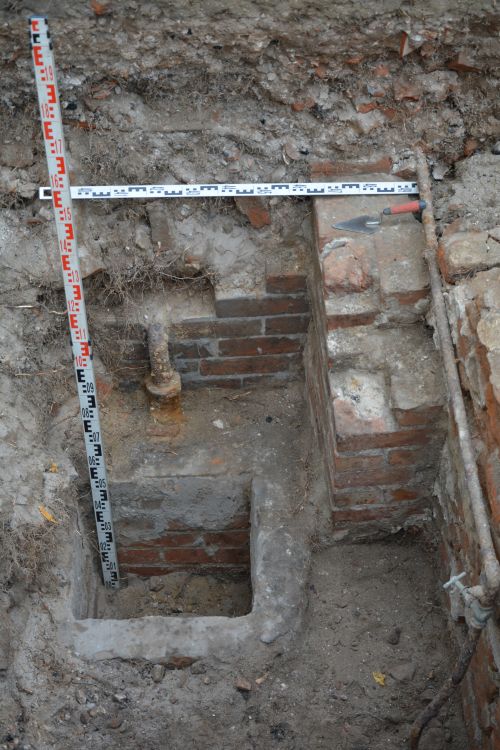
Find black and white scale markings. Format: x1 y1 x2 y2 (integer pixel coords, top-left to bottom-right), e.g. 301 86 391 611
40 181 418 201
30 17 120 589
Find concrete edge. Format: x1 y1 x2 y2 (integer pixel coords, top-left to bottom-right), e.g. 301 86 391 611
64 477 310 661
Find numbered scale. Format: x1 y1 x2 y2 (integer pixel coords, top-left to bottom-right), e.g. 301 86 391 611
30 17 119 589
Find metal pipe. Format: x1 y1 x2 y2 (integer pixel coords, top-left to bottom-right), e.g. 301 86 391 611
415 148 500 600
148 322 174 385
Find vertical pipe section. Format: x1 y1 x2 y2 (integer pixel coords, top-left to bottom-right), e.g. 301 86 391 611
415 148 500 600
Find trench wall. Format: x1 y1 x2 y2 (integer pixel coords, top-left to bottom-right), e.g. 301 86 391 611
435 232 500 749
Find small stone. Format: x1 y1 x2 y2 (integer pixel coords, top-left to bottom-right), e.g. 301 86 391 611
170 696 178 704
463 138 479 157
235 676 252 692
491 142 500 155
107 715 123 730
393 79 422 102
113 693 127 704
149 578 164 592
389 662 416 682
387 627 401 645
152 664 166 683
79 712 90 725
190 662 207 675
75 689 86 705
203 676 210 685
283 141 301 161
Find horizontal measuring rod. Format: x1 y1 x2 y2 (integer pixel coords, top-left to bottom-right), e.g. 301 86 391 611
30 16 120 589
39 181 419 201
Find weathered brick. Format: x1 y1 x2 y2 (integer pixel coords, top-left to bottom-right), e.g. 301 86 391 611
333 451 385 472
215 296 309 319
219 336 302 357
203 530 250 547
163 547 250 565
337 427 434 451
438 231 500 282
171 318 262 339
334 465 414 489
121 565 175 577
394 405 445 427
266 274 307 294
265 315 310 335
332 499 426 523
118 548 162 564
322 240 374 294
327 311 378 330
184 376 242 389
200 354 293 376
234 196 271 228
333 486 385 506
137 532 201 547
388 448 435 466
173 340 217 359
389 487 420 501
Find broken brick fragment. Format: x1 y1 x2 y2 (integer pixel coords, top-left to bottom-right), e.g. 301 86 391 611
234 196 271 229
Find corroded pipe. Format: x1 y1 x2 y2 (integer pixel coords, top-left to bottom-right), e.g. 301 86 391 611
145 322 181 401
415 148 500 600
148 322 174 385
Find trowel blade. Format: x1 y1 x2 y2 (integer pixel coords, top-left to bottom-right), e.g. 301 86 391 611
333 215 380 234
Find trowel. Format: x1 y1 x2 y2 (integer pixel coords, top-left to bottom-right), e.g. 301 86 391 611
333 199 426 234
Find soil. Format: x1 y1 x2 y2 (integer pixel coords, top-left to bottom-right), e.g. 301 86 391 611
1 0 499 748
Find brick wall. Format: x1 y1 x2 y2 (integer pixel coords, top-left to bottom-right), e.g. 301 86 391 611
435 241 500 749
95 273 309 389
306 175 447 538
118 521 251 578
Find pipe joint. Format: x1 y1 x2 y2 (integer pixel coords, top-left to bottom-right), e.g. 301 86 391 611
443 572 493 630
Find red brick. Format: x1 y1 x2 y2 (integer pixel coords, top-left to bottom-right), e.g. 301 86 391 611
337 427 434 452
138 532 201 547
333 451 385 472
389 488 419 501
266 274 307 294
394 405 445 427
323 241 373 293
203 530 250 547
310 156 392 179
215 296 309 318
327 311 378 329
265 315 310 335
118 548 162 564
387 289 429 305
219 336 302 357
200 354 292 376
485 450 500 524
187 377 243 389
234 196 271 228
163 547 250 565
333 486 385 506
171 318 262 339
388 448 434 465
121 565 175 577
334 465 414 489
332 499 426 523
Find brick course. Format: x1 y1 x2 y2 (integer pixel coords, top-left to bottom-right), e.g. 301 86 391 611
94 273 310 389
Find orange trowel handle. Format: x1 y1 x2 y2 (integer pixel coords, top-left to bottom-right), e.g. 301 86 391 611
382 200 426 215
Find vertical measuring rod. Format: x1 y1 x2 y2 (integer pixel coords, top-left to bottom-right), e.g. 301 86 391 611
30 17 120 589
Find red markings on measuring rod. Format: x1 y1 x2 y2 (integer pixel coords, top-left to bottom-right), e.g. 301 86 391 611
30 17 120 590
